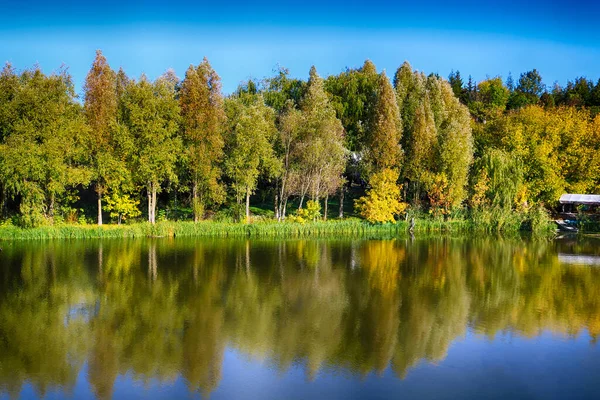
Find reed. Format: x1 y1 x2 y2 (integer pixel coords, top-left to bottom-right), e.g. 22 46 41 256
0 212 555 241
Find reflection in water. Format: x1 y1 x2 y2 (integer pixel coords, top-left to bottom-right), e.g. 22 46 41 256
0 237 599 398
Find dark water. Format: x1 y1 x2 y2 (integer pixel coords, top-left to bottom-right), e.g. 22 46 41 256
1 236 600 400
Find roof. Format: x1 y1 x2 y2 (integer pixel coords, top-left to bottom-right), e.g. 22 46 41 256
559 194 600 205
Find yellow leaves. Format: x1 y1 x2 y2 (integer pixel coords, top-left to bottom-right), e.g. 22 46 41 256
296 200 321 221
471 169 490 208
426 173 451 217
498 105 600 204
514 184 529 212
362 240 405 296
355 168 407 223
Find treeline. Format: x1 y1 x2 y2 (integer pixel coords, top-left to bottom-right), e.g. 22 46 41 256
0 51 599 227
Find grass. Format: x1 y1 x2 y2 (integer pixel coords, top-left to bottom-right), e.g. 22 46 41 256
0 212 557 241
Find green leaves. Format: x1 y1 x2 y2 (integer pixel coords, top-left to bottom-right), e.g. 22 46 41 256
224 93 279 203
180 58 227 217
0 66 90 226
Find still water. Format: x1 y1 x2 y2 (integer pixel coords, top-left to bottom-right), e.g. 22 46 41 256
1 236 600 399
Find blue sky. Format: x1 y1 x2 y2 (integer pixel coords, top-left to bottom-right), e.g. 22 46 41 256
1 0 599 95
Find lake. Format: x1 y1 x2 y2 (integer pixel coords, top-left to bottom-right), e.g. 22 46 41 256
1 236 599 399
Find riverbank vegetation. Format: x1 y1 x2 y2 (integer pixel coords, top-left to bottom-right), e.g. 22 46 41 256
0 52 598 233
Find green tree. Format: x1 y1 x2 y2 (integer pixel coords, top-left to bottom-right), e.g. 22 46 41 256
474 77 509 114
448 70 465 103
394 63 473 209
508 69 544 109
121 74 181 224
274 101 302 220
0 63 20 218
293 66 346 208
179 58 226 222
0 67 90 226
224 92 280 223
262 66 307 112
324 60 380 153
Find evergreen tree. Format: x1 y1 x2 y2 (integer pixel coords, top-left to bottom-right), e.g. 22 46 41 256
448 70 464 100
506 72 514 91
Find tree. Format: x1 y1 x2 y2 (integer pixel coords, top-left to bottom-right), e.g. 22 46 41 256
122 74 181 224
395 63 473 209
261 66 307 112
394 64 436 202
508 69 544 109
0 67 90 227
448 70 465 102
103 192 141 224
0 63 20 218
83 50 124 226
478 77 510 110
179 58 226 221
365 71 402 174
275 101 303 220
224 92 279 223
355 168 407 223
291 66 346 208
324 60 380 154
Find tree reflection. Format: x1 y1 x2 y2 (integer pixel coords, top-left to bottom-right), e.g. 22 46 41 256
1 237 600 398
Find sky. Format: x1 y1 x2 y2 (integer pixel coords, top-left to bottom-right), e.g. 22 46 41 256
1 0 599 95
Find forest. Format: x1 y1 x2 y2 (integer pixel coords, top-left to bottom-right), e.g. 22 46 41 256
0 51 599 229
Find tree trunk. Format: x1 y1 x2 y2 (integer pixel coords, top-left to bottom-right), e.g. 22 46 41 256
274 193 279 221
324 195 328 221
299 194 305 210
147 185 152 223
151 184 157 224
192 181 199 223
0 185 6 219
97 191 103 226
338 185 344 219
245 189 250 224
48 193 55 218
282 197 288 221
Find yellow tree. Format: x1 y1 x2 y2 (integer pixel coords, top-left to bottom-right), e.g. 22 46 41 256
366 71 403 174
355 168 407 223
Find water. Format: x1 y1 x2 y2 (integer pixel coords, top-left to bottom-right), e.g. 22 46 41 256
1 236 599 399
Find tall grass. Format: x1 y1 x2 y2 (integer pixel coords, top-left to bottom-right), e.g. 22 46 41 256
0 208 556 241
